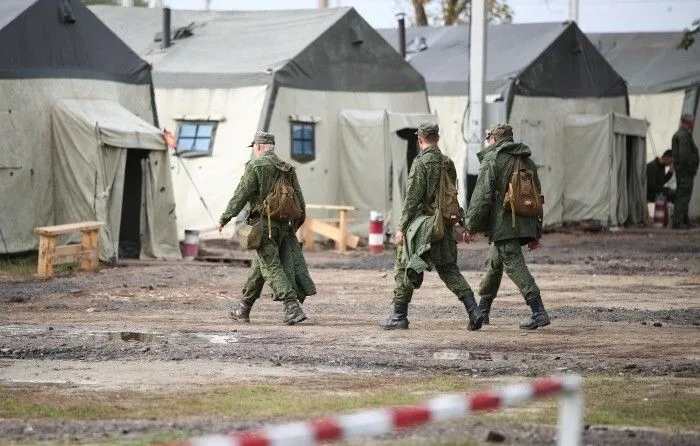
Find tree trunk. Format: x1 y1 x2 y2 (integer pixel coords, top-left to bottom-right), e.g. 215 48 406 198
411 0 429 26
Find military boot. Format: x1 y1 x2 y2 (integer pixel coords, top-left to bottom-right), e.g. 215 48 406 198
379 302 409 330
520 295 551 330
478 297 493 325
462 292 485 331
228 301 252 323
283 299 307 325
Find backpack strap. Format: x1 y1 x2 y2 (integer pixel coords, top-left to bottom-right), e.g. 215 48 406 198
265 168 284 238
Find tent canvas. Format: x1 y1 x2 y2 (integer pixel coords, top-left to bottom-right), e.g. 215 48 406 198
339 110 437 232
52 99 180 261
563 112 647 227
91 6 430 238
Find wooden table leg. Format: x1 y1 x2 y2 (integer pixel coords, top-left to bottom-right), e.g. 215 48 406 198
80 229 99 272
37 234 55 278
338 209 348 253
303 219 315 251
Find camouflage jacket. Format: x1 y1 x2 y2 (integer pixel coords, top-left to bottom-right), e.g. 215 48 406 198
400 145 457 264
465 137 542 244
219 151 305 226
671 128 699 176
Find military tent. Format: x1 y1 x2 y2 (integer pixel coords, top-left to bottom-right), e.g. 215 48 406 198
91 6 430 237
588 32 700 218
378 22 632 227
0 0 180 260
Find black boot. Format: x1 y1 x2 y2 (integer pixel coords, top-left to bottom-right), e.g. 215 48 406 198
520 295 550 330
478 297 493 325
379 302 409 330
462 292 484 331
228 301 252 323
283 299 307 325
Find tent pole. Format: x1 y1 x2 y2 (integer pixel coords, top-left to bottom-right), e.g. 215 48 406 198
464 0 487 209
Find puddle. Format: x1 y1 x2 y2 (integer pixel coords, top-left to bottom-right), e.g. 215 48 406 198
193 333 238 344
1 325 237 345
432 350 514 361
105 332 164 343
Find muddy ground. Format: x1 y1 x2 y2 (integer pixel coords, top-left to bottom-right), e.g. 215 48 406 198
1 228 699 445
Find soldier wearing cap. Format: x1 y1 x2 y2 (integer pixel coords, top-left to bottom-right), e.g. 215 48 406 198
464 123 550 330
670 113 698 229
379 122 484 330
217 131 312 325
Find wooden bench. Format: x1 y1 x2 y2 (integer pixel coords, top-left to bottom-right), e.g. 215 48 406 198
34 221 104 278
298 205 360 253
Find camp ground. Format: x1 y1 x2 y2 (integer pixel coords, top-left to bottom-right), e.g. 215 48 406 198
91 5 433 236
0 0 180 261
379 22 652 229
588 31 700 218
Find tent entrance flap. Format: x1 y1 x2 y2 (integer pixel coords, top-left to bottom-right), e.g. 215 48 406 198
395 128 419 173
338 110 437 234
119 149 149 258
52 99 181 261
562 112 647 227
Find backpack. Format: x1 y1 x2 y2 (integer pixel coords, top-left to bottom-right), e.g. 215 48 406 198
263 167 303 224
502 156 543 228
430 157 463 242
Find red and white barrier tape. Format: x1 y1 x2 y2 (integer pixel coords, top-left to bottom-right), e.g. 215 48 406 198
170 375 582 446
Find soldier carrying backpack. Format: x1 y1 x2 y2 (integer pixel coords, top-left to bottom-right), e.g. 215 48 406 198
464 123 550 330
379 122 484 331
218 131 312 326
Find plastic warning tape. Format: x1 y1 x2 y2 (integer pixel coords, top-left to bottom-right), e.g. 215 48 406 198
170 375 581 446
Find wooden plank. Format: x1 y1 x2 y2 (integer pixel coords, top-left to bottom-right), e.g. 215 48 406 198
306 204 358 211
344 233 360 249
37 235 56 278
35 221 104 236
304 218 359 251
80 229 100 272
338 209 348 253
52 244 83 263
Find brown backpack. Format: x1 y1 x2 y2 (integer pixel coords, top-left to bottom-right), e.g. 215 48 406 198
430 157 462 242
263 168 303 225
503 156 543 228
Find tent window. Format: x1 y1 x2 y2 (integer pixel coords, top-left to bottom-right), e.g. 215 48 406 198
290 121 315 162
175 121 217 157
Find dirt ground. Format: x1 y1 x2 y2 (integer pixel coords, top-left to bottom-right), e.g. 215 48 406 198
1 228 699 445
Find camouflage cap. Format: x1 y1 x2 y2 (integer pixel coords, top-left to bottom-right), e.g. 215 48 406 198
248 131 275 147
485 123 513 139
415 122 439 137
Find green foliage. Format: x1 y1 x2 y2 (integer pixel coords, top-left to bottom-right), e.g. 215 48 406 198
677 18 699 50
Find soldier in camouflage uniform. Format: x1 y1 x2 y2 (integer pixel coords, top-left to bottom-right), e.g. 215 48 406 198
234 235 316 322
379 123 484 330
465 124 550 330
670 113 699 229
217 131 310 325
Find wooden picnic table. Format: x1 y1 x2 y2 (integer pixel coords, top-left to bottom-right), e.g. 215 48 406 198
299 204 359 253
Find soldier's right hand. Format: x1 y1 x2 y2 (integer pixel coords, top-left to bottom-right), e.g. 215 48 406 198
394 231 404 246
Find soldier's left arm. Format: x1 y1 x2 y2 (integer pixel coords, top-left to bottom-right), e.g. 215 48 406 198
399 162 427 233
219 165 259 226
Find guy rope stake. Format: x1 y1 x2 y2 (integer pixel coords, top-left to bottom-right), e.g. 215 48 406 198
163 375 583 446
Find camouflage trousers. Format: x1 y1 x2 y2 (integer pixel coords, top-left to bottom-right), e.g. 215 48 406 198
672 172 695 225
241 222 316 305
478 239 540 305
392 245 473 304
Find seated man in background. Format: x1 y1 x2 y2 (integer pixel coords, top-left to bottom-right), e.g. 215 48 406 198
646 149 675 203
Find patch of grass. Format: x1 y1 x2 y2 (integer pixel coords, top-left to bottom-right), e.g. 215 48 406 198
1 376 698 433
484 376 700 430
0 255 37 276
